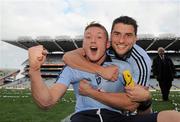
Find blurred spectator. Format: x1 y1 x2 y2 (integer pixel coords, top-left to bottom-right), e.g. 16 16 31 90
152 47 175 101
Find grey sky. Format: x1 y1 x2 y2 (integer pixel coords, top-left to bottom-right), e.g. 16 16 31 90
0 0 180 69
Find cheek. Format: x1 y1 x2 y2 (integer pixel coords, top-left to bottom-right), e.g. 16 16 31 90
99 47 107 57
112 38 118 43
83 41 89 48
99 48 106 54
127 39 135 46
111 41 115 45
82 42 86 48
98 42 106 50
113 36 121 42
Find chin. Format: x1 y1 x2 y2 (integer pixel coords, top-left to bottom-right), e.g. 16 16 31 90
117 48 128 54
116 50 126 56
89 57 100 63
89 58 98 62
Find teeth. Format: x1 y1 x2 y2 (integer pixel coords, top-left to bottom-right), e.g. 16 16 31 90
117 44 126 48
90 46 98 51
90 46 97 49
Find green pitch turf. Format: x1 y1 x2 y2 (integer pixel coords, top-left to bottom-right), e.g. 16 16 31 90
0 89 179 122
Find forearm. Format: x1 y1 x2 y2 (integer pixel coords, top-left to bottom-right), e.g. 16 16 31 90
87 89 139 111
63 49 102 74
29 69 53 109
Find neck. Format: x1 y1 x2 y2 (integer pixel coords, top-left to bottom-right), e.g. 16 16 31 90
114 48 132 60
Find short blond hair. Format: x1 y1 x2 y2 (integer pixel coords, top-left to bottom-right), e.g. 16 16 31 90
85 21 109 40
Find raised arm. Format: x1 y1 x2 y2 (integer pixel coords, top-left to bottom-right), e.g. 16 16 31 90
29 45 67 109
63 48 119 81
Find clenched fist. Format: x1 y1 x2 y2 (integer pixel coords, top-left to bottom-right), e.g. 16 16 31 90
28 45 47 71
79 79 93 96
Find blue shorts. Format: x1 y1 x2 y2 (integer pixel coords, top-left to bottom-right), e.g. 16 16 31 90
71 109 158 122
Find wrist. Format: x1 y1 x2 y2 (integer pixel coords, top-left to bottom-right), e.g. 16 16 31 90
29 68 41 76
96 66 104 75
88 88 99 98
29 65 40 71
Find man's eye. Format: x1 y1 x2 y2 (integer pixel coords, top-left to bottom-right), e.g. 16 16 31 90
98 36 102 39
126 34 133 37
113 32 119 36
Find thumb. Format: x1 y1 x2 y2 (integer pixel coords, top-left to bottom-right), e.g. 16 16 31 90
82 79 90 83
37 49 47 61
42 49 48 56
125 86 131 90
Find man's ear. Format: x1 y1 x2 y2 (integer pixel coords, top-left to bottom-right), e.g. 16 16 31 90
106 41 111 49
133 36 137 45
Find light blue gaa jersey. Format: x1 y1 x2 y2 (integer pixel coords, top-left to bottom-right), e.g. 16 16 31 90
108 44 152 87
56 59 132 113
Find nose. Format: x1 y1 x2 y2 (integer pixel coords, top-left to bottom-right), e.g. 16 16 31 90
118 35 125 43
91 37 96 43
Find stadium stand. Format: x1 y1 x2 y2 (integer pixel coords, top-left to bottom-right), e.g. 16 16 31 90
0 70 20 85
2 34 180 90
55 36 77 52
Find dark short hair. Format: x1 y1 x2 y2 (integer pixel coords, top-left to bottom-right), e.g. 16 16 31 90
85 21 109 40
111 16 138 35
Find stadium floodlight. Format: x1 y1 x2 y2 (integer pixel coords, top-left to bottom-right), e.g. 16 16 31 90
36 36 52 41
17 36 33 42
158 33 176 40
55 35 71 40
137 34 155 40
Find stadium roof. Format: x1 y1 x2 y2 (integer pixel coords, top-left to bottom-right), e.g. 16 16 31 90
3 34 180 52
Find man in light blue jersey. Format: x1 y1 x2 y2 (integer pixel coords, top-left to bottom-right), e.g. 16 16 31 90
28 22 146 122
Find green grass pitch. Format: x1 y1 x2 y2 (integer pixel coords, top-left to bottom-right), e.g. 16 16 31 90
0 89 179 122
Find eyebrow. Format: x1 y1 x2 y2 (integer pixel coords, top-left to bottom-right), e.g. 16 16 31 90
112 31 119 33
112 31 134 35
